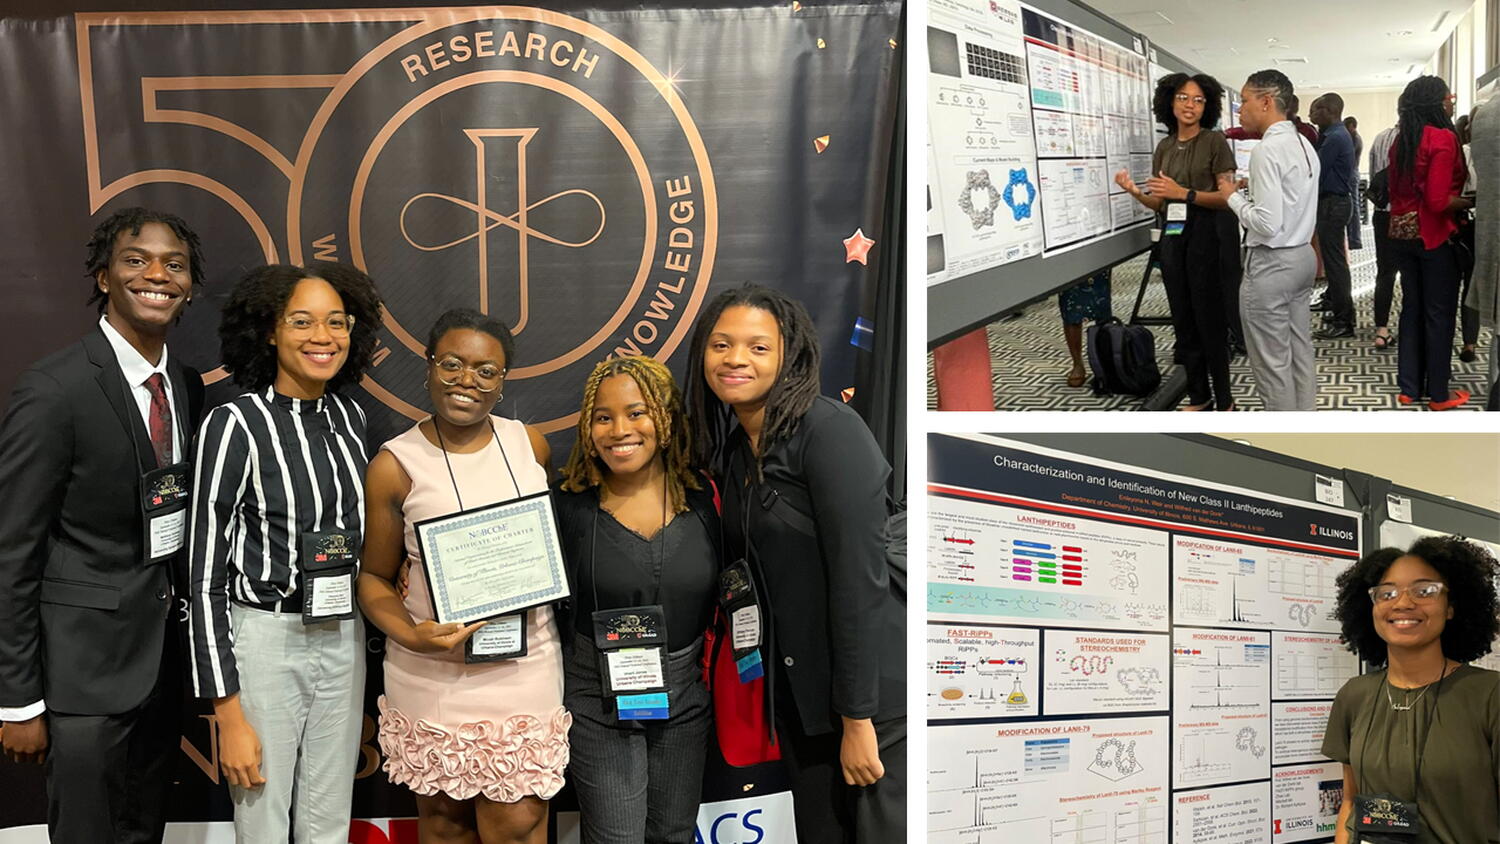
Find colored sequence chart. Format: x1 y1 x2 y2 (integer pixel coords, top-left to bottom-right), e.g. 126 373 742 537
1012 539 1085 586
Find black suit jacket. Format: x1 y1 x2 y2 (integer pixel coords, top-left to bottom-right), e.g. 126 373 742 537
0 327 204 716
723 397 905 736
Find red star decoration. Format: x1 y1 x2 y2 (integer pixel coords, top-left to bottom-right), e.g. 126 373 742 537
843 228 876 264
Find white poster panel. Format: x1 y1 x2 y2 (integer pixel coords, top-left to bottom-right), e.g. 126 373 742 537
1172 629 1271 789
1271 701 1335 765
1271 762 1345 844
1272 631 1360 700
1172 781 1271 844
1043 629 1171 716
926 0 1045 283
928 494 1170 631
1172 537 1350 633
928 623 1040 718
929 717 1169 843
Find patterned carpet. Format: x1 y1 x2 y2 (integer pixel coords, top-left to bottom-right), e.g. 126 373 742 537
928 228 1492 411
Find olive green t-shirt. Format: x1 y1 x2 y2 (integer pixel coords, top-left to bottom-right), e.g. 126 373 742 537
1322 665 1500 844
1150 130 1235 193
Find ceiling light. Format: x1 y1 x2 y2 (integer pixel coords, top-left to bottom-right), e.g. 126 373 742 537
1431 12 1450 33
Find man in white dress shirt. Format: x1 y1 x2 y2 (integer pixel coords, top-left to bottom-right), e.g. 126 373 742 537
1222 69 1322 410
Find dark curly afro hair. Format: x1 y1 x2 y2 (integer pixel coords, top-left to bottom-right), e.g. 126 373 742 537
218 262 383 393
85 207 206 313
1152 72 1225 132
1332 536 1500 665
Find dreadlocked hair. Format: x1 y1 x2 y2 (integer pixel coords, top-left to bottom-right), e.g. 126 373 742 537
685 283 820 476
560 356 700 514
85 207 206 312
1393 75 1460 191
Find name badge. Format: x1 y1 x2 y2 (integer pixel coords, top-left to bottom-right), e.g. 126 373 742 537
141 463 191 562
465 611 527 663
300 529 359 625
592 605 670 719
1353 793 1420 841
719 560 764 682
1166 202 1189 222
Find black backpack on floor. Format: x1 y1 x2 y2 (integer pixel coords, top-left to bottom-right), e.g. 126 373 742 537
1086 318 1162 397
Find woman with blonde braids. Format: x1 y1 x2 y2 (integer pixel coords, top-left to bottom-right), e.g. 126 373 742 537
554 356 721 844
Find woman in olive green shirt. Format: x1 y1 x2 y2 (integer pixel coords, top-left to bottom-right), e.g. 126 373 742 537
1324 538 1500 844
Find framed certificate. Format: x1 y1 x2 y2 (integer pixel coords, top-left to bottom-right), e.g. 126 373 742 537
414 490 570 625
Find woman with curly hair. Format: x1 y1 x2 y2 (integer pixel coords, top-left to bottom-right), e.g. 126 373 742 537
1323 536 1500 844
685 284 905 843
1116 72 1241 410
358 308 568 844
553 356 720 843
187 262 382 843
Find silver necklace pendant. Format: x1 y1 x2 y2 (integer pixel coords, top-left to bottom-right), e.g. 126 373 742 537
1385 683 1428 711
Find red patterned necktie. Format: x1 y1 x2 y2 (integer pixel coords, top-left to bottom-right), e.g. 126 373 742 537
144 373 172 468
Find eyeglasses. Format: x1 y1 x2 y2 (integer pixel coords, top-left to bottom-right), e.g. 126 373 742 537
1368 581 1448 604
1175 93 1207 106
282 313 355 336
430 355 504 391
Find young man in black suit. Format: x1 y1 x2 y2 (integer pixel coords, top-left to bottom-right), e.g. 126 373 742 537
0 207 206 842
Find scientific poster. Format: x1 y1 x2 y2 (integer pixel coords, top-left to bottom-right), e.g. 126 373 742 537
1172 782 1271 844
1270 701 1334 765
1271 763 1344 844
928 624 1040 718
1172 628 1271 789
1043 629 1171 715
929 717 1169 842
926 0 1045 283
1271 632 1359 700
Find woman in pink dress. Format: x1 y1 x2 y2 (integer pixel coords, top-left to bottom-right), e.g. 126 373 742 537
358 308 569 844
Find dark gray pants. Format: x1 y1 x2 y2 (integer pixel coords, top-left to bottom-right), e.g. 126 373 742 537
775 714 907 844
1317 194 1355 326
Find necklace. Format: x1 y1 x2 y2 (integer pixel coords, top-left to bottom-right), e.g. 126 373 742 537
1385 663 1451 711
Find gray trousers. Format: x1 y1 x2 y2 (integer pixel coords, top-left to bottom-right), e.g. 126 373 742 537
228 605 366 844
1240 244 1318 410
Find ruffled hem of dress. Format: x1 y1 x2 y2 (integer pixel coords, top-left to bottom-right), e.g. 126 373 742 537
377 695 572 803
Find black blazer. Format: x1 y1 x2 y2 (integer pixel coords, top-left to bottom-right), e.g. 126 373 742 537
722 396 905 736
0 327 204 715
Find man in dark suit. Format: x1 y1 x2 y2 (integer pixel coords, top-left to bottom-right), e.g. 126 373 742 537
0 207 206 842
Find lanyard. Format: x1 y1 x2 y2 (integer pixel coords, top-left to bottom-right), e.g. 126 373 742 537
432 416 521 511
588 478 670 612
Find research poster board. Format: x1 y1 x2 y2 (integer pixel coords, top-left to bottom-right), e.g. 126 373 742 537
926 0 1153 285
928 434 1364 843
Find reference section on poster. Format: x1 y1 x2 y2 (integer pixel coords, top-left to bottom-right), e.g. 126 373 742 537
926 434 1363 844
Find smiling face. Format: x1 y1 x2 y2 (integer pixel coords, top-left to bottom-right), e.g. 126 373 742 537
590 373 661 478
270 277 349 398
96 222 193 338
427 327 506 427
1372 554 1454 653
1173 80 1205 129
703 304 783 411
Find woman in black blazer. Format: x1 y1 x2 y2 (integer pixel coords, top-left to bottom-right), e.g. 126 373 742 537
685 284 905 844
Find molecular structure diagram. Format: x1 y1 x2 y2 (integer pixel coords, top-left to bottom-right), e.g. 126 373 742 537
1056 649 1114 676
1116 667 1162 695
1235 727 1266 759
1093 738 1141 776
958 169 1003 229
1002 167 1036 221
1288 604 1317 627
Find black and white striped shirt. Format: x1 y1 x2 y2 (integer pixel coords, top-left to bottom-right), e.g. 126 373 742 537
187 386 368 699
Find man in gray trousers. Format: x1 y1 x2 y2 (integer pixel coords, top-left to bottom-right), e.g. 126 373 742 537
1223 69 1321 410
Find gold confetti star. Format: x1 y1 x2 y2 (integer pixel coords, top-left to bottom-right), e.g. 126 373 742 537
817 38 826 49
814 135 830 153
841 387 856 402
889 38 898 49
843 228 876 265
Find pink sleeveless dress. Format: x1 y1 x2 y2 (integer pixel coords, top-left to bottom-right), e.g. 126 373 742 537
376 416 570 803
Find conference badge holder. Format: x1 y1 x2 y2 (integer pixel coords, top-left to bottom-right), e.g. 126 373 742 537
141 463 191 563
1164 201 1187 236
1352 793 1420 843
300 529 359 624
719 559 764 683
465 611 528 663
592 605 670 720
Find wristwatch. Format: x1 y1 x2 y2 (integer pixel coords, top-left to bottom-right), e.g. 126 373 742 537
1185 189 1197 205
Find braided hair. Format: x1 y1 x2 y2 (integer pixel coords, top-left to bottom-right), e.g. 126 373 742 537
685 284 821 474
85 207 206 312
560 356 699 513
1393 75 1460 190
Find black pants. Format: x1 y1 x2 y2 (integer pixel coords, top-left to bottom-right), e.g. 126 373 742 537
1158 205 1232 408
774 713 906 844
1456 218 1478 346
1393 239 1460 400
1372 210 1398 327
1316 194 1355 326
45 637 179 843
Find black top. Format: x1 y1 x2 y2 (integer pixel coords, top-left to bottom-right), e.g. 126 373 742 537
721 396 905 735
554 482 721 653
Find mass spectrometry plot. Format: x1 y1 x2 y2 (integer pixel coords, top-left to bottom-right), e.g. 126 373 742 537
1171 629 1271 789
1043 629 1171 716
929 624 1041 718
928 495 1169 631
1172 538 1349 633
928 717 1169 843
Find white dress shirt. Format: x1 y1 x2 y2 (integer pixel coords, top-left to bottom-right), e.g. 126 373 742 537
1368 126 1398 212
1228 120 1321 248
0 319 180 724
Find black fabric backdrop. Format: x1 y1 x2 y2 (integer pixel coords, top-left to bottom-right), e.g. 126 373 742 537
0 1 903 835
